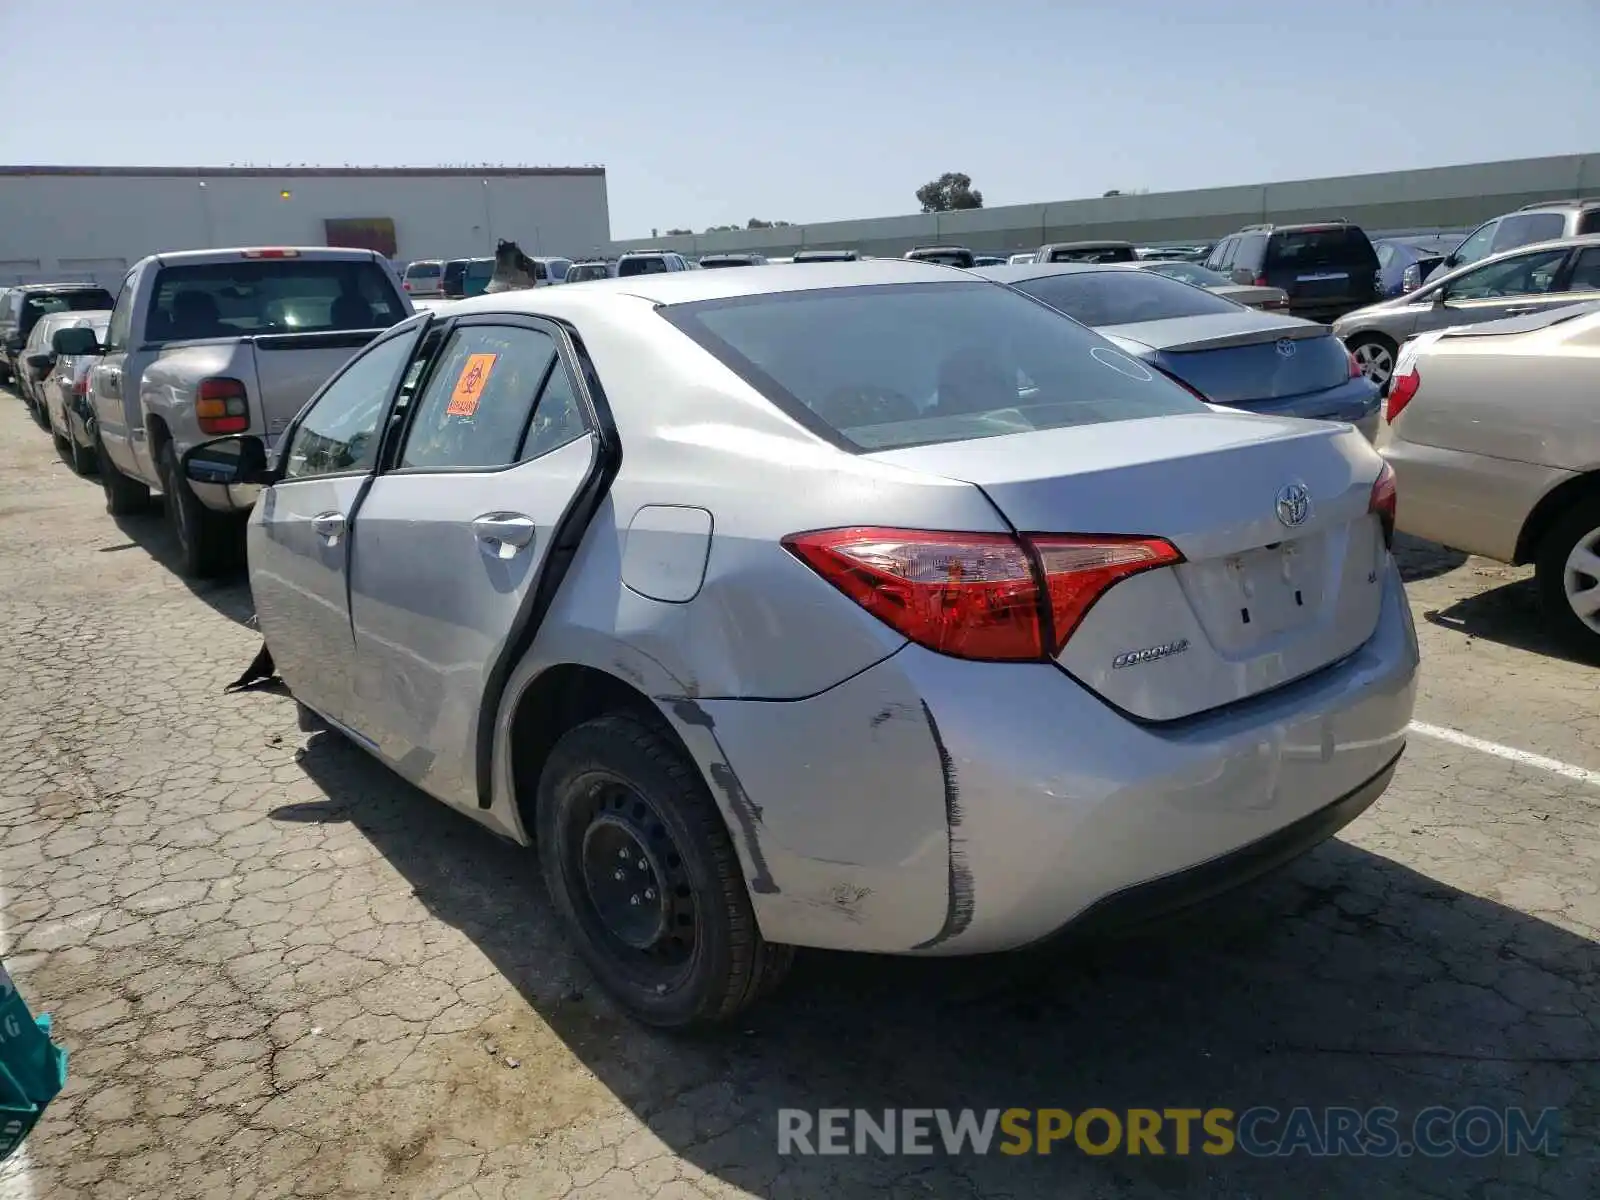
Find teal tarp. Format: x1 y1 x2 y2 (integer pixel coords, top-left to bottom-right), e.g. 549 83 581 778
0 963 68 1163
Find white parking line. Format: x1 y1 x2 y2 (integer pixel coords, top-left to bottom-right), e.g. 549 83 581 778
1410 721 1600 788
0 890 36 1200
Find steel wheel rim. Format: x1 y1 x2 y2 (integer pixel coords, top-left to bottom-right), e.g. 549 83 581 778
1353 341 1394 385
572 779 697 980
1562 524 1600 634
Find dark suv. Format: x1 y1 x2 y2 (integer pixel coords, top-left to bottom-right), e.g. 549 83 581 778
0 283 116 385
1205 222 1379 322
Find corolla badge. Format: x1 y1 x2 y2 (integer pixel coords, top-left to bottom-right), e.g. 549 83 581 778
1112 639 1189 670
1275 482 1312 527
1275 338 1297 358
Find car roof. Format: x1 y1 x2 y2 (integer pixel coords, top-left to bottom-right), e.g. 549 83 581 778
14 281 111 293
971 262 1127 283
146 247 386 267
1041 240 1136 249
1516 196 1600 211
443 259 966 311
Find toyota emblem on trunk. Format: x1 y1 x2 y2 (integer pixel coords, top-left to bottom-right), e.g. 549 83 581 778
1275 338 1297 358
1275 482 1312 527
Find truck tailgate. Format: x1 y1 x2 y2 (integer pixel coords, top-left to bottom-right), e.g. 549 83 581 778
249 330 383 441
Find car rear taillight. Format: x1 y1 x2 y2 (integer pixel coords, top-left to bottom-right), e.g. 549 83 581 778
1369 462 1396 549
1347 349 1363 378
1254 275 1268 288
783 527 1183 661
1386 365 1420 423
196 377 249 435
241 248 300 259
1151 363 1210 402
402 280 412 291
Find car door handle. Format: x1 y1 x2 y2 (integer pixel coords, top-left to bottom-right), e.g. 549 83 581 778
472 513 536 549
311 512 346 539
1502 305 1540 315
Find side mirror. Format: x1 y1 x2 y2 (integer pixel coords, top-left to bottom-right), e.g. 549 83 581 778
182 435 273 487
51 327 100 356
25 352 54 372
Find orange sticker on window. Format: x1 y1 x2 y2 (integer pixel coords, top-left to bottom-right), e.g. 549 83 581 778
445 353 497 417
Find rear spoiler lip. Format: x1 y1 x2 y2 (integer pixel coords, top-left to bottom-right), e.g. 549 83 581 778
1114 323 1332 354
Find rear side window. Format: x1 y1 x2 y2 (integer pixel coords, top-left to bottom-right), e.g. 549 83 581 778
1579 210 1600 236
660 281 1207 453
618 256 668 277
1491 212 1567 252
1207 237 1236 271
1015 270 1241 326
398 325 559 470
148 259 404 340
1265 228 1375 270
1229 234 1268 270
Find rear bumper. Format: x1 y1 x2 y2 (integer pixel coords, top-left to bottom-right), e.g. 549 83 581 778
694 562 1418 956
1043 750 1397 941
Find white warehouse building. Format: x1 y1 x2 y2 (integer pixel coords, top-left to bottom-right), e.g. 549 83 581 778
0 164 611 288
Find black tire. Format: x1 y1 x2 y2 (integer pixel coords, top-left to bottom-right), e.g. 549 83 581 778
1346 333 1398 394
1535 496 1600 662
157 440 236 579
95 430 151 515
68 429 96 476
537 713 792 1027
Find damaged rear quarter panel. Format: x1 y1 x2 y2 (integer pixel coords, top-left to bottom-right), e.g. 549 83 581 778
696 657 952 952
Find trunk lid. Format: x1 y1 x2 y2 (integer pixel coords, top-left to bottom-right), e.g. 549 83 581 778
1102 317 1366 419
248 330 384 442
869 413 1387 720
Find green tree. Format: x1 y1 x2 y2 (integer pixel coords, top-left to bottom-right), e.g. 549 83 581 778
916 173 983 213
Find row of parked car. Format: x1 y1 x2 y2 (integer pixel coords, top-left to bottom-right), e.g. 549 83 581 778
4 227 1595 1029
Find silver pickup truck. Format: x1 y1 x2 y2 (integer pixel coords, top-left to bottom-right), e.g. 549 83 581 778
52 246 413 577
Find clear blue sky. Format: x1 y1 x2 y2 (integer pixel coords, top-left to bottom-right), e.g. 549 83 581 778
1 0 1595 238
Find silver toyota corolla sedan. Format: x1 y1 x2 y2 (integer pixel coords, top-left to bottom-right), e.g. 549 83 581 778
184 262 1418 1026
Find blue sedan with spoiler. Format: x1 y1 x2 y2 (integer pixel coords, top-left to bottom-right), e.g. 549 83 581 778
975 263 1381 441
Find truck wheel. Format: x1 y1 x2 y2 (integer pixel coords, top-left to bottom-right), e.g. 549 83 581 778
1536 497 1600 662
537 713 792 1027
95 430 151 515
157 440 236 579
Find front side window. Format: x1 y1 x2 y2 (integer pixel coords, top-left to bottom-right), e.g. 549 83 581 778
149 259 404 341
661 281 1206 453
1450 221 1499 269
282 334 415 479
104 274 136 351
1016 270 1241 326
398 325 559 470
1444 248 1568 300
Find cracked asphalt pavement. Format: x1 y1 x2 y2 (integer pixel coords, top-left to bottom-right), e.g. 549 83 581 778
0 391 1595 1198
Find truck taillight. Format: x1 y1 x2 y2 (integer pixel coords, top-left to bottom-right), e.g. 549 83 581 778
1369 462 1397 549
783 527 1182 661
241 248 300 259
196 377 249 434
72 373 89 397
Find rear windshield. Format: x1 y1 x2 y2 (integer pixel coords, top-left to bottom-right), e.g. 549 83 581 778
795 252 856 262
1141 262 1232 287
464 260 494 281
1046 246 1136 263
24 290 114 315
660 281 1206 452
1013 270 1239 327
148 259 405 340
405 262 441 279
618 256 669 277
1267 228 1377 269
568 264 611 281
701 258 756 269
